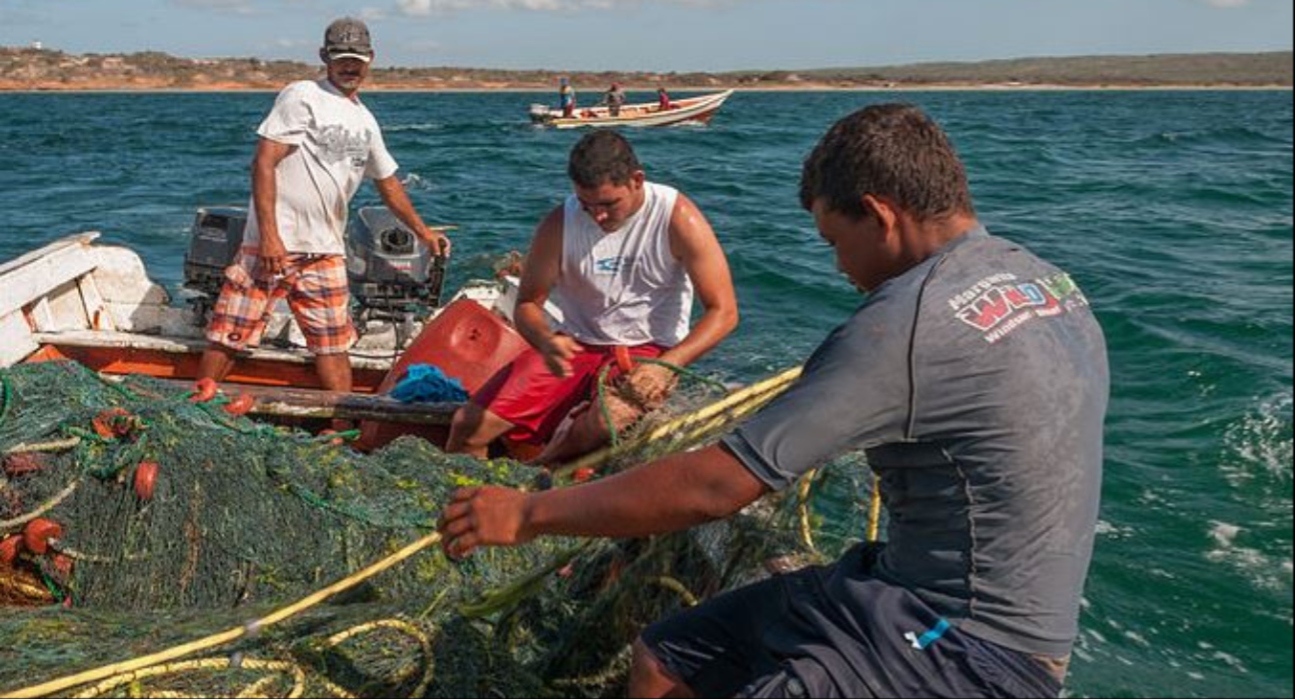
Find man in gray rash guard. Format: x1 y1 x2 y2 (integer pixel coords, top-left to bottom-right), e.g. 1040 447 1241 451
437 103 1109 698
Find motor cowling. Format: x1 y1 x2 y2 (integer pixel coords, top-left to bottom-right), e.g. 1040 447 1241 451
181 206 248 322
345 206 447 323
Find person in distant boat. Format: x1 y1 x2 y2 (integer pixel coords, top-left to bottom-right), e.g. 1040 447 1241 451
438 104 1109 698
603 83 627 117
445 130 738 464
196 17 449 397
559 76 577 118
656 87 674 111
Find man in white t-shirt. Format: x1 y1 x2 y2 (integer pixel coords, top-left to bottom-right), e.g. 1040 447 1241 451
197 17 449 394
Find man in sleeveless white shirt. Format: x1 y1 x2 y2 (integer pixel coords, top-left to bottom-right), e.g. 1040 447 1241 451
196 18 449 395
447 131 738 463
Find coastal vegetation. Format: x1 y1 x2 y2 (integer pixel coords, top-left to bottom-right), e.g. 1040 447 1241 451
0 47 1289 91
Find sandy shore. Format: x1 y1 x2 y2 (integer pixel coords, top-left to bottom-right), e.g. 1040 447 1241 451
1 79 1289 93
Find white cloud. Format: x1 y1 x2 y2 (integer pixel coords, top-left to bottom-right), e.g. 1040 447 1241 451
1201 0 1250 7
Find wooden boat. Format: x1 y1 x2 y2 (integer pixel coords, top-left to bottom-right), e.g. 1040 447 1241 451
528 89 734 129
0 227 535 446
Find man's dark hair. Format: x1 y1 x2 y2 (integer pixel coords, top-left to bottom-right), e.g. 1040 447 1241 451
800 103 975 221
568 130 641 188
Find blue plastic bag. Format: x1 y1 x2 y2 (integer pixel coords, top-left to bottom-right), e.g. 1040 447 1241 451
389 363 469 403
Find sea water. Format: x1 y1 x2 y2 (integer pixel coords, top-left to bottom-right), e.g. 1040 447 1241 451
0 89 1290 697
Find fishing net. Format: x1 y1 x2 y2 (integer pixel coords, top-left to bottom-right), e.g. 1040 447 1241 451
0 360 878 698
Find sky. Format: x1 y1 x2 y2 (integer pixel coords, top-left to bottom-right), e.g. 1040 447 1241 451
0 0 1291 73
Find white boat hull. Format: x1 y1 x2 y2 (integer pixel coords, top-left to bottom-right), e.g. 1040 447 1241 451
529 89 733 129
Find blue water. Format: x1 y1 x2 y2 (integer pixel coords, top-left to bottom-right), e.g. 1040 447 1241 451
1 89 1291 697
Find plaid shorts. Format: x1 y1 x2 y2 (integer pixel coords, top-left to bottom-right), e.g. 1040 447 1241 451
205 252 356 355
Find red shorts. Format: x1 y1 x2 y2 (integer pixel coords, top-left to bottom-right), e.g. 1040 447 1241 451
472 342 665 445
205 252 356 355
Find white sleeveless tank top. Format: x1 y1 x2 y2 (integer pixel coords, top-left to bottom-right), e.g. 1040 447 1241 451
555 182 694 346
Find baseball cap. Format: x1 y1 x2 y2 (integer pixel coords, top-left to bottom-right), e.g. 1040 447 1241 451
323 17 373 63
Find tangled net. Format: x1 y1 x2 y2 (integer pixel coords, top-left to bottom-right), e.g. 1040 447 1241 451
0 360 877 698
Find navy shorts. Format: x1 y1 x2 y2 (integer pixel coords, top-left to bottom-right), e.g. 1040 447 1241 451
640 544 1062 698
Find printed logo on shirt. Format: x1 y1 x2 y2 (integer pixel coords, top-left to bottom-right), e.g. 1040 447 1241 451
595 256 629 274
949 272 1089 343
318 124 372 168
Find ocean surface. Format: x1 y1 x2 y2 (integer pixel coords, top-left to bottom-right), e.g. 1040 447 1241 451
0 89 1291 698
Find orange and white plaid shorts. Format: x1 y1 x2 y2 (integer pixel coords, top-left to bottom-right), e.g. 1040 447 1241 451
205 252 356 355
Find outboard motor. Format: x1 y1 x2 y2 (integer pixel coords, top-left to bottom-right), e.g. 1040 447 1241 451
182 205 448 334
345 206 448 326
182 206 248 323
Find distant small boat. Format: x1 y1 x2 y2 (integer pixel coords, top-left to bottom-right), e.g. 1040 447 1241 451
528 89 734 129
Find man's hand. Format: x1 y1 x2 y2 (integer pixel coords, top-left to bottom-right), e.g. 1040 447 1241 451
417 227 452 257
438 485 533 559
539 334 580 378
623 363 678 411
257 235 289 278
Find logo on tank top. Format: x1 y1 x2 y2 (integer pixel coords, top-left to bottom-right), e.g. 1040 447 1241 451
594 256 632 274
949 272 1089 343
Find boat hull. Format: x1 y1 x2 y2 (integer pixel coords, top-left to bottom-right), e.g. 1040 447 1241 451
0 234 527 448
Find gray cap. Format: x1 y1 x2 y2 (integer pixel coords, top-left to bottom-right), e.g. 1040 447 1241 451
323 17 373 62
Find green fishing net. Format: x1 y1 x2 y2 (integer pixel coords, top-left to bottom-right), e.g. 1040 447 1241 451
0 360 877 698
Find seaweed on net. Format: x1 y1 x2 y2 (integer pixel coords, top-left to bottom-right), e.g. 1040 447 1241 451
0 360 876 698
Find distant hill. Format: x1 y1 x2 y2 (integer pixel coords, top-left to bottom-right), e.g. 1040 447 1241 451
0 47 1289 91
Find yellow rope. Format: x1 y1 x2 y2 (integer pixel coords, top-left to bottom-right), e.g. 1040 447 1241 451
68 657 305 699
649 575 700 607
5 531 443 699
3 436 82 454
555 365 804 477
866 474 882 543
322 619 435 698
797 469 818 553
551 364 886 545
0 479 79 534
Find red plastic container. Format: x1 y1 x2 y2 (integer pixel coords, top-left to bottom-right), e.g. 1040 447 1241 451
356 298 530 451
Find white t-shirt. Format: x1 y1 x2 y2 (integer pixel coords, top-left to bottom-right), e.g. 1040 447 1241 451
243 79 398 255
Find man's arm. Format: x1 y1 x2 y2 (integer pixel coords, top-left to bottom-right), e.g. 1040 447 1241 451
438 443 769 557
373 175 451 256
515 207 581 377
661 193 739 367
250 138 296 276
626 193 739 406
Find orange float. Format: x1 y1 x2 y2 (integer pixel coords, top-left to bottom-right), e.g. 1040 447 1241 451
23 518 63 555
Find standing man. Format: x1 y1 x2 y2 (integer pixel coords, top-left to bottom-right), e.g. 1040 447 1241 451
603 83 626 117
559 76 577 118
445 130 738 463
197 17 450 393
438 104 1109 698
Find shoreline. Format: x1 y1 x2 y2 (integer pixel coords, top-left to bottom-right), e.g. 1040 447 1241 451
2 83 1290 94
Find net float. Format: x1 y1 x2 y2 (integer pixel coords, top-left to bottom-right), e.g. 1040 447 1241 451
135 460 160 501
0 534 22 567
224 393 255 416
189 377 219 403
23 518 63 555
